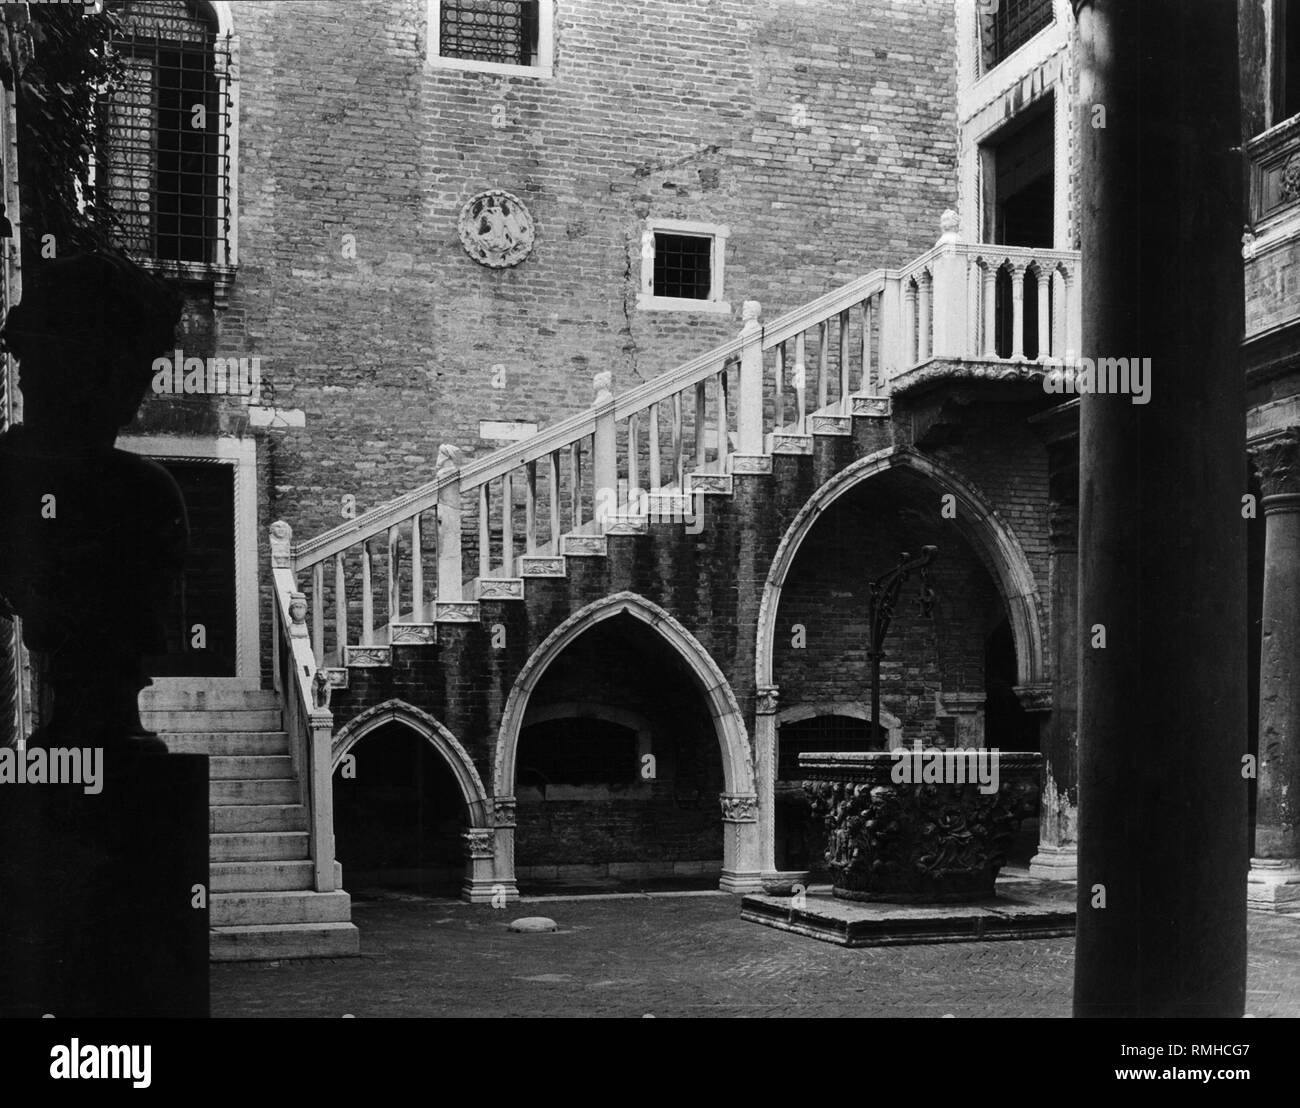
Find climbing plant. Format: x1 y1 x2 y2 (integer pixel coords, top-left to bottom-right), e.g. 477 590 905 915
0 2 124 264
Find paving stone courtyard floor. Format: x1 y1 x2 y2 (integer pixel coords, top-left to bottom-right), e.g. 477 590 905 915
211 890 1300 1018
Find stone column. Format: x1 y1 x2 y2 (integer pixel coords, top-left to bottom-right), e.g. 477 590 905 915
1032 456 1079 880
1247 431 1300 909
754 685 779 873
1073 0 1247 1016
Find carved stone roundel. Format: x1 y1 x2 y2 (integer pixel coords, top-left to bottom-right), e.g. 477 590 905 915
458 189 535 268
1282 154 1300 202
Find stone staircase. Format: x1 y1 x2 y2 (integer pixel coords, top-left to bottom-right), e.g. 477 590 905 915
141 680 360 961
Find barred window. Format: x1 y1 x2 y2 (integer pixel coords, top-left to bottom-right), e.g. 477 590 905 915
980 0 1053 72
439 0 538 66
778 715 879 781
102 1 233 268
638 219 731 313
428 0 553 75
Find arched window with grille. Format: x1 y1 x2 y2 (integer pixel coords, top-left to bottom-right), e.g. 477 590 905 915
102 1 236 283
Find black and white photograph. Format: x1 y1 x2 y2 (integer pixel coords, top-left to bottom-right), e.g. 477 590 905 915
0 0 1292 1082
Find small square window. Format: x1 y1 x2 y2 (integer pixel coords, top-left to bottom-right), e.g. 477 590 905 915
653 233 712 300
428 0 554 77
638 220 731 314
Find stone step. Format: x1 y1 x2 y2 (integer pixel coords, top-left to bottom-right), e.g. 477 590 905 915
210 778 300 805
209 921 360 962
163 731 291 756
211 859 316 892
210 831 310 862
143 708 282 732
210 889 353 928
210 755 294 780
210 804 308 834
142 683 278 710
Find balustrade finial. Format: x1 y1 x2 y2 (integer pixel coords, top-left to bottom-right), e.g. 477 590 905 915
436 442 464 477
592 370 613 406
270 520 293 567
741 300 761 336
288 590 309 634
938 208 961 245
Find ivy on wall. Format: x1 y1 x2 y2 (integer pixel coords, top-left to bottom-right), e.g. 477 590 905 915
0 3 124 265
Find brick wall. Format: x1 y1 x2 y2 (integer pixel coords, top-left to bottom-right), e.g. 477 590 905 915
128 0 957 556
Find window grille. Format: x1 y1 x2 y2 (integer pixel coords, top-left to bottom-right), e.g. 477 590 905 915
778 715 879 780
103 2 232 266
439 0 539 66
984 0 1053 70
653 233 713 301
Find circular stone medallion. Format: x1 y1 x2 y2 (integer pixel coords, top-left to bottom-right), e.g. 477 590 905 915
458 189 535 268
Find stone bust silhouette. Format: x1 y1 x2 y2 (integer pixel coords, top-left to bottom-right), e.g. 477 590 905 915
0 252 187 751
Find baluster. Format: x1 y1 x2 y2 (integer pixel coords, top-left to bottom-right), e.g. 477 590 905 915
1037 264 1051 359
694 380 707 471
716 366 730 470
361 540 374 646
1011 264 1026 359
502 470 515 574
648 403 661 493
568 441 581 529
817 319 829 409
410 513 424 622
479 482 491 580
628 411 641 499
917 271 931 362
523 461 538 556
839 308 851 406
983 263 998 357
672 391 684 488
774 342 786 427
435 444 464 604
795 331 808 432
905 279 918 364
548 450 561 547
387 524 400 627
311 562 324 668
334 551 348 663
861 297 873 394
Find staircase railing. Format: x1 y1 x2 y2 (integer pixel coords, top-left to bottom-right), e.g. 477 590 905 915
264 214 1080 876
268 521 337 893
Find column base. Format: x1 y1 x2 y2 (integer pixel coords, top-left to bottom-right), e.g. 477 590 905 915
1028 844 1078 882
1247 859 1300 911
719 870 765 895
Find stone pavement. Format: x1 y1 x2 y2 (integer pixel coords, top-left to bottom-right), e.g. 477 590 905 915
210 893 1300 1018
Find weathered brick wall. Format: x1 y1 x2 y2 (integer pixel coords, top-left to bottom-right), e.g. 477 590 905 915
182 0 956 555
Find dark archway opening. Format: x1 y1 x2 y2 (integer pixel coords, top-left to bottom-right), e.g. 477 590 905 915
515 613 724 894
333 721 468 899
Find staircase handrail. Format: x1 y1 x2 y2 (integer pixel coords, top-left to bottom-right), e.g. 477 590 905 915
292 267 900 572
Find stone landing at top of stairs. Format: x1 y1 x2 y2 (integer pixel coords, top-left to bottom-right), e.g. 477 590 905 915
141 680 360 962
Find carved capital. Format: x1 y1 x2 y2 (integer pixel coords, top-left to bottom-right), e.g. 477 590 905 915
1013 683 1053 713
462 828 496 859
493 796 517 827
720 793 759 823
1250 430 1300 499
269 520 293 568
755 685 780 715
